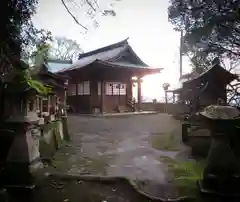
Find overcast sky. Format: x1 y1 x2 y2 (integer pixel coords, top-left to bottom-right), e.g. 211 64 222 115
33 0 191 100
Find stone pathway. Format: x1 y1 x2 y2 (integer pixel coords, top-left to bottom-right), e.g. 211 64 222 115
49 113 189 197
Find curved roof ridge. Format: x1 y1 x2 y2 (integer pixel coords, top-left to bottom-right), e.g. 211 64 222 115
105 43 148 66
105 43 129 62
78 38 129 59
127 45 148 66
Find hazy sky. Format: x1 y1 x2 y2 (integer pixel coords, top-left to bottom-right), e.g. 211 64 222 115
33 0 191 100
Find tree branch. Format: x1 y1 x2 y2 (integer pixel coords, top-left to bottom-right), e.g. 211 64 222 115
86 0 96 12
61 0 88 31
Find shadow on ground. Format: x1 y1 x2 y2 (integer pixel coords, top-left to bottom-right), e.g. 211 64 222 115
10 176 148 202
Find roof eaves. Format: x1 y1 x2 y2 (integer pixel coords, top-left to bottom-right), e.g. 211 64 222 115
47 59 73 64
166 88 182 93
56 65 78 73
95 60 162 71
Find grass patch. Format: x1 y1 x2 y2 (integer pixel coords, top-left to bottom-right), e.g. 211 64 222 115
160 156 206 196
151 132 179 151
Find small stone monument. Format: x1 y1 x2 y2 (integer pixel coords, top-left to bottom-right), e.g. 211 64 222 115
198 105 240 196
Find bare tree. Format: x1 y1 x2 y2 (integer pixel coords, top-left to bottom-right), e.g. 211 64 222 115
49 37 83 61
224 60 240 106
61 0 119 34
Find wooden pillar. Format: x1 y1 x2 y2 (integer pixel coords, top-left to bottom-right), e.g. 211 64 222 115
90 80 99 113
40 97 43 116
101 80 105 113
64 89 67 114
64 80 68 114
164 91 168 113
137 77 142 111
47 95 51 114
126 79 133 101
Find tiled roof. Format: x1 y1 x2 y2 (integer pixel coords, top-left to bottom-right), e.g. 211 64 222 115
57 38 156 73
47 61 72 73
78 38 128 59
184 64 238 86
58 46 125 72
170 64 237 93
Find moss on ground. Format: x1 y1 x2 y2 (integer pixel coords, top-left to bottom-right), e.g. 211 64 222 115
160 156 206 197
151 132 180 151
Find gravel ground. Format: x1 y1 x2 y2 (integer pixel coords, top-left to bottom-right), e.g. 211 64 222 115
48 113 190 198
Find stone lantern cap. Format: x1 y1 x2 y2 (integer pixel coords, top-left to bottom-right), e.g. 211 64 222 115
200 105 240 120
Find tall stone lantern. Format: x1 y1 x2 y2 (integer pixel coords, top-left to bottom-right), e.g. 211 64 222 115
198 105 240 196
1 64 44 189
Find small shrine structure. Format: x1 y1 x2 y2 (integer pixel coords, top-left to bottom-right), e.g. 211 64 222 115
169 63 238 114
31 63 69 120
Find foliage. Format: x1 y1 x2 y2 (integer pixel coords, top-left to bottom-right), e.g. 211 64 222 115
31 42 51 66
49 37 83 61
168 0 240 62
0 0 53 67
161 156 205 188
168 0 240 107
27 79 50 95
22 29 52 65
11 61 50 95
0 0 38 59
0 0 54 96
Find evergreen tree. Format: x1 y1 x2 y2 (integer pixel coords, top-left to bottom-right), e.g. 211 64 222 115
169 0 240 61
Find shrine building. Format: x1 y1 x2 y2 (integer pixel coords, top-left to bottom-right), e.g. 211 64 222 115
56 39 162 114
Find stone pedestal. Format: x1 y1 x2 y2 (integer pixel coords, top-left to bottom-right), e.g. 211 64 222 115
2 112 43 189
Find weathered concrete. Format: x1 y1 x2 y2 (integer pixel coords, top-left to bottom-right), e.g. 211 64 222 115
50 113 187 186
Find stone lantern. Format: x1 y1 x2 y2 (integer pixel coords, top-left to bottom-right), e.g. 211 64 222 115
2 80 43 189
198 105 240 196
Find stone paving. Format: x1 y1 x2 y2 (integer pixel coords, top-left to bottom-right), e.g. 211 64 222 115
50 113 188 186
